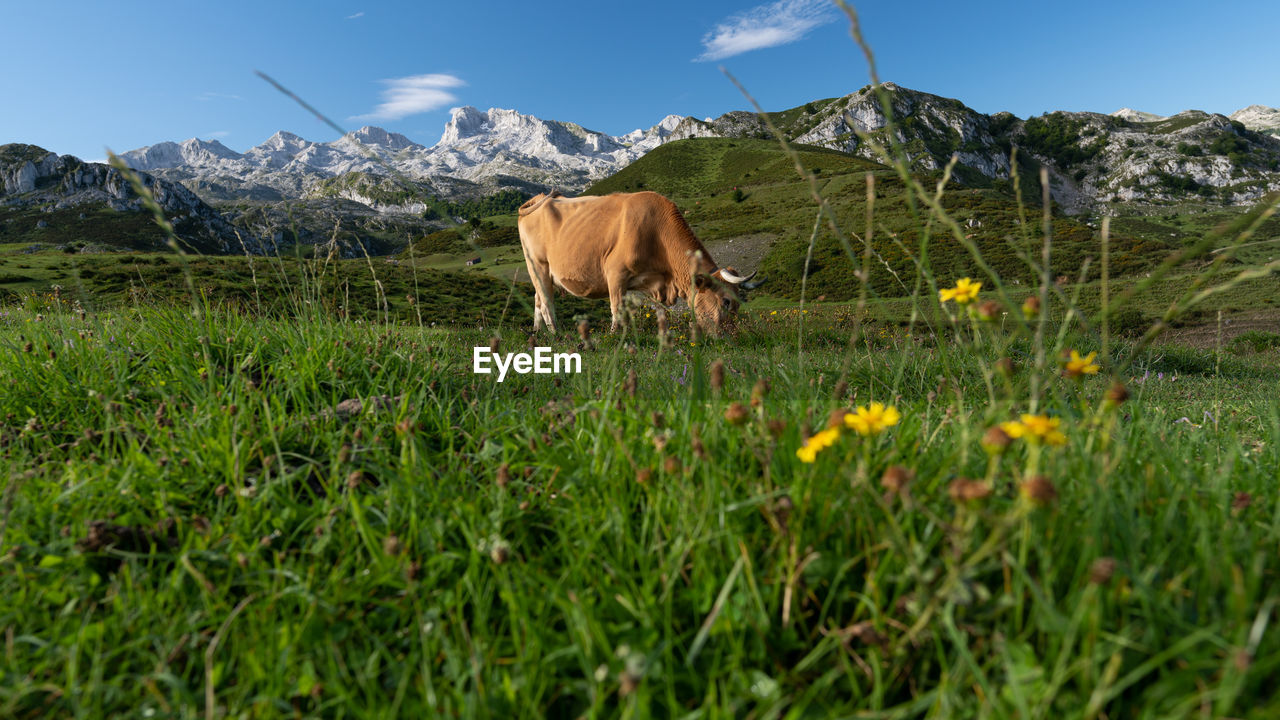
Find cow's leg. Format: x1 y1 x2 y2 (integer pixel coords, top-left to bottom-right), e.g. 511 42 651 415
521 253 557 334
534 261 559 334
607 270 628 332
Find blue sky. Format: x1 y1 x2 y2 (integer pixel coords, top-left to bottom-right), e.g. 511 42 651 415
3 0 1277 163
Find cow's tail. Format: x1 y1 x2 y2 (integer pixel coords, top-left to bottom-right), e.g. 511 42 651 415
518 189 563 217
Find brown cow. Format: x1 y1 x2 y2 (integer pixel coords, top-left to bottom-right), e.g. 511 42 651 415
516 190 761 335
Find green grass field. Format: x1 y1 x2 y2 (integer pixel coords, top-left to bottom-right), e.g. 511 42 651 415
3 298 1280 717
4 25 1280 714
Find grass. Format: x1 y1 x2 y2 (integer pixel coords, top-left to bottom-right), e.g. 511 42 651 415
2 303 1280 718
3 5 1280 716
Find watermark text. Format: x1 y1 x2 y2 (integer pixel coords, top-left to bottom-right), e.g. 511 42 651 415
473 346 582 382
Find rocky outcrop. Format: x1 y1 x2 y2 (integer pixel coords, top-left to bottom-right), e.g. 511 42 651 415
0 144 269 254
1230 105 1280 136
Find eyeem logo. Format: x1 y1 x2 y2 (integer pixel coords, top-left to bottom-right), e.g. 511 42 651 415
473 346 582 382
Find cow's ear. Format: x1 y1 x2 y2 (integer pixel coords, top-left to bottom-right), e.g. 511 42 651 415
694 273 713 289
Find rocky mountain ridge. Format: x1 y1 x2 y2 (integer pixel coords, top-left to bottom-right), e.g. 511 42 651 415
1 144 267 254
109 90 1280 215
120 109 689 206
732 85 1280 212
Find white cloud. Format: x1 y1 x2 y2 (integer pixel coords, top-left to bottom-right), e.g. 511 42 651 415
696 0 835 62
204 130 230 139
197 91 243 101
345 11 364 19
351 74 465 122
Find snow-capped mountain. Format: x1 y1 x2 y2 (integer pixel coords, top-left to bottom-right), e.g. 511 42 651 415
120 109 691 205
118 92 1280 213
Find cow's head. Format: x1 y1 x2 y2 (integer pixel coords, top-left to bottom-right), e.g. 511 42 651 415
693 267 764 334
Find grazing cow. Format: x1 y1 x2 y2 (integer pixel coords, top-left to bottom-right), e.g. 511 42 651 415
516 190 762 335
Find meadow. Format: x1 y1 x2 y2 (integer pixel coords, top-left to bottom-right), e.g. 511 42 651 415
3 287 1280 718
4 11 1280 717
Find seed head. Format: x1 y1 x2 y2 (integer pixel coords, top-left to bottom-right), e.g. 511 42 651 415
975 300 1002 322
724 402 750 426
662 456 682 474
1232 491 1252 513
489 336 500 354
1104 381 1130 409
1021 295 1041 319
691 427 708 460
496 464 511 489
948 477 992 503
635 468 652 485
346 470 363 489
577 319 590 342
710 359 725 391
766 418 786 438
881 465 914 494
1088 557 1117 585
1019 475 1058 505
751 378 770 407
981 425 1013 455
624 369 638 397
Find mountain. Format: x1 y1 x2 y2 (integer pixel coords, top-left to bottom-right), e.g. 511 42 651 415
120 110 689 207
673 84 1280 213
1230 105 1280 137
0 144 267 254
1110 108 1165 123
115 87 1280 216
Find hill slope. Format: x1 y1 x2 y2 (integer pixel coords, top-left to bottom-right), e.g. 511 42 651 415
583 137 1173 300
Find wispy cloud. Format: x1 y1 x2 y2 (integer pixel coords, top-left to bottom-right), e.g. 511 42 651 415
696 0 835 62
350 73 465 122
345 11 364 19
197 91 243 102
204 130 231 139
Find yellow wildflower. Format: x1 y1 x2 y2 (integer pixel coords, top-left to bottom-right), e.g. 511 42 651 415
1063 350 1100 378
844 402 901 436
1001 414 1067 446
939 277 982 305
796 426 841 463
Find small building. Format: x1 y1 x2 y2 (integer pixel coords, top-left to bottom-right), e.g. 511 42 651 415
465 256 482 266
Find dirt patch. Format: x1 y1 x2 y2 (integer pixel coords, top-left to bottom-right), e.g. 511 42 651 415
703 233 776 276
1157 310 1280 349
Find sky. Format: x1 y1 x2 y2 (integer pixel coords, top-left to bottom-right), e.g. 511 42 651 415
3 0 1277 163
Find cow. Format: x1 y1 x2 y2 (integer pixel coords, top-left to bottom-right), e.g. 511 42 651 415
516 190 762 335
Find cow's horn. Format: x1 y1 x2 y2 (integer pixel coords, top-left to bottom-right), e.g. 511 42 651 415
742 276 766 290
719 268 756 284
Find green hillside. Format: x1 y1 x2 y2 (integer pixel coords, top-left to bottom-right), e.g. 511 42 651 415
583 137 1172 301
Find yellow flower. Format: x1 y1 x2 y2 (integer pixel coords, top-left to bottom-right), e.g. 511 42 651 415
1063 350 1100 378
939 277 982 305
844 402 901 436
795 426 841 463
1001 414 1067 446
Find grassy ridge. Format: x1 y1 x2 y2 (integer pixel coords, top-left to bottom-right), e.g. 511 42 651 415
583 138 1176 301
